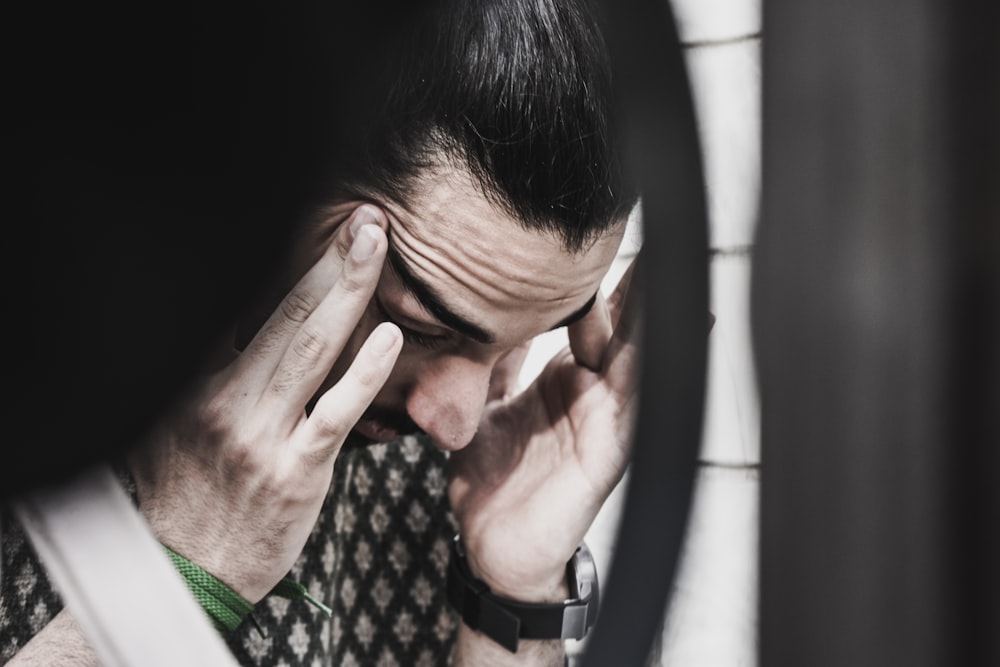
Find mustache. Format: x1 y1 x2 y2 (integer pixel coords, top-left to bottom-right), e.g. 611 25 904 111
360 405 421 435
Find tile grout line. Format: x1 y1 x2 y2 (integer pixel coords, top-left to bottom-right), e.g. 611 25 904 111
681 32 762 50
709 245 755 257
697 459 761 471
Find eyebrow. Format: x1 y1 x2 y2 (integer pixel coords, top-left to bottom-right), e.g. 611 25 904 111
386 243 599 344
550 292 598 330
386 244 497 344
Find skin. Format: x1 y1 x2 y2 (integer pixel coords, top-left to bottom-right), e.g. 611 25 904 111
297 165 624 452
13 206 404 665
10 162 640 666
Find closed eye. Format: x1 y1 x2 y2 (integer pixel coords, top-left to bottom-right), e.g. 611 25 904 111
374 296 448 350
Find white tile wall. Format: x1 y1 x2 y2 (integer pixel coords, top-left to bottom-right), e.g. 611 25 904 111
700 252 760 465
655 0 762 659
658 465 760 666
671 0 762 45
566 1 761 664
685 40 762 250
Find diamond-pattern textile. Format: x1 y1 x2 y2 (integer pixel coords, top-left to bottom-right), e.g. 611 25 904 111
1 434 459 666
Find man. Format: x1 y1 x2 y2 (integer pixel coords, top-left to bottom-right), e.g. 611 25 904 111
2 0 640 664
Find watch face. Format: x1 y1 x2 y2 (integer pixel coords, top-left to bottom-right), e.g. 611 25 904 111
571 542 599 611
568 542 599 637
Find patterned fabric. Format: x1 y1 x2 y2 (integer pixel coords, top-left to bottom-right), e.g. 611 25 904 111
0 506 65 661
0 434 459 666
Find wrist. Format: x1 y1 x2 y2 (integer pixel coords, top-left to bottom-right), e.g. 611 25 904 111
155 535 269 604
163 544 332 635
468 561 570 604
460 539 571 603
447 535 600 654
162 545 255 633
455 624 565 666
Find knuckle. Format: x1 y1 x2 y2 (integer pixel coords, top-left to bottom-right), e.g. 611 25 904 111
267 367 301 397
291 324 328 363
250 320 290 356
337 268 369 297
222 422 287 483
263 459 300 495
310 409 349 441
190 394 270 473
300 445 336 471
268 325 329 395
222 438 261 477
351 349 393 391
333 236 351 261
279 290 317 325
333 233 352 260
352 364 384 392
195 394 235 441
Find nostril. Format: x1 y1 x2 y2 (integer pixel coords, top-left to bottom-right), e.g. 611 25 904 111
410 403 481 452
406 361 493 450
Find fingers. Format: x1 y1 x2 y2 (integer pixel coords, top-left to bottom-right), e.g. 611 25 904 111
233 205 387 394
304 322 402 459
568 253 641 372
602 255 643 397
262 223 390 422
568 292 613 372
606 254 638 328
487 341 532 402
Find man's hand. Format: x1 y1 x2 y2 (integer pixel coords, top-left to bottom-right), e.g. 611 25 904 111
128 205 401 603
448 259 640 604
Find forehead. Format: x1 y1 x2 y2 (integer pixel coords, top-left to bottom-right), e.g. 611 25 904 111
380 166 623 341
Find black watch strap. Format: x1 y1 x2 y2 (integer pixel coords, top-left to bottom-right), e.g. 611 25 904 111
446 535 600 653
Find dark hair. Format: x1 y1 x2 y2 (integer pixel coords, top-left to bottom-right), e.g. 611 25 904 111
331 0 638 252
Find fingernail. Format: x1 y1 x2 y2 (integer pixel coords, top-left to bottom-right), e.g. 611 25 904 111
349 205 382 236
371 323 399 353
351 225 378 260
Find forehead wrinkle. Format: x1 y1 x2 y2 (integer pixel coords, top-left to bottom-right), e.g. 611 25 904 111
385 240 497 345
393 209 586 305
387 171 580 297
378 166 620 338
395 226 585 316
387 225 599 345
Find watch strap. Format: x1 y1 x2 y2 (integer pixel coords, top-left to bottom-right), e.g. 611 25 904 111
446 535 599 653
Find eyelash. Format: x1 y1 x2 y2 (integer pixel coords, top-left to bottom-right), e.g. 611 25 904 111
374 298 447 350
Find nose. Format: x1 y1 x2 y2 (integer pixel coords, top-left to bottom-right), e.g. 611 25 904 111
405 355 494 451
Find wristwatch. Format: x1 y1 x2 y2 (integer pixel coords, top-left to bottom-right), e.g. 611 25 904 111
446 534 600 653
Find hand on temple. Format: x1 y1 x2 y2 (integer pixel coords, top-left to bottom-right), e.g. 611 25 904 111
128 205 402 603
448 258 641 603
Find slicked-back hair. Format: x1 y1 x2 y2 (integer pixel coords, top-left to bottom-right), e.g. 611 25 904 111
331 0 638 252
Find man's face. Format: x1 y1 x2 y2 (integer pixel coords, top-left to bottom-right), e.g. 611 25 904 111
301 165 625 450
